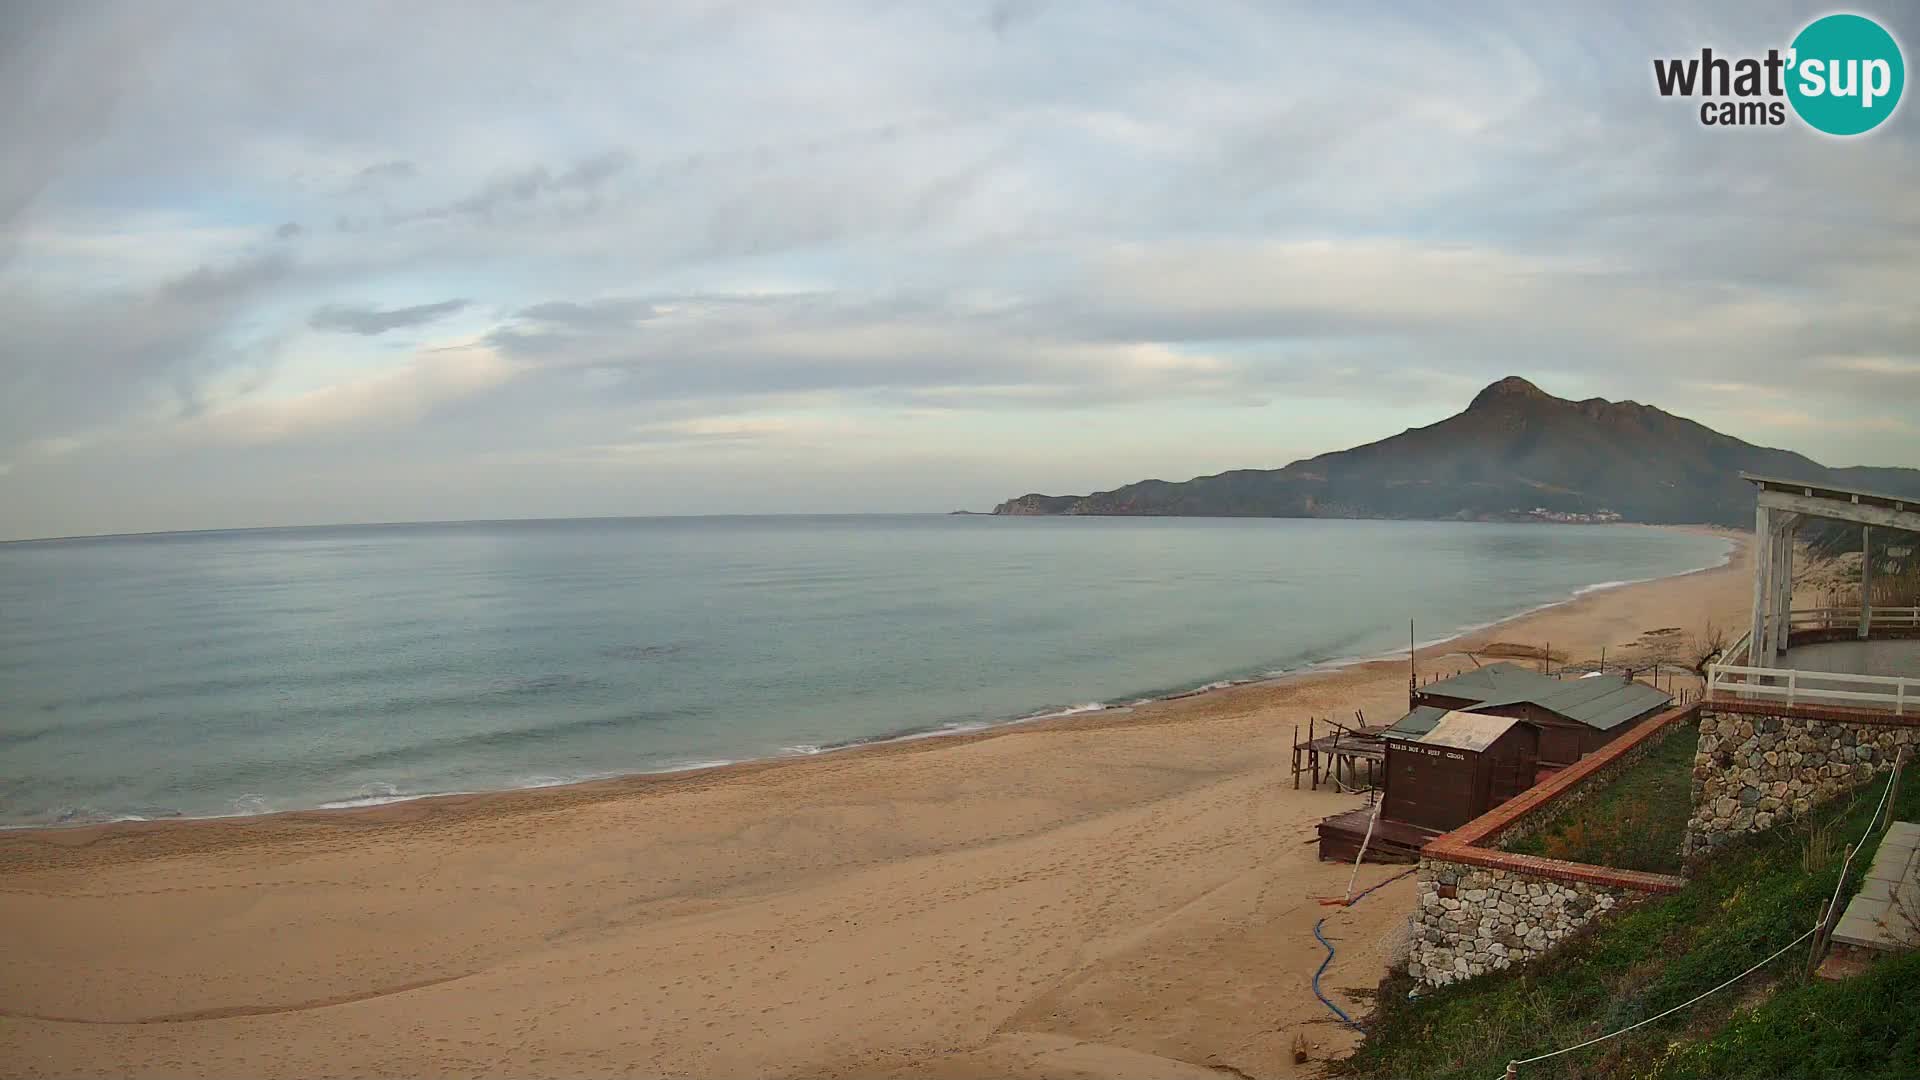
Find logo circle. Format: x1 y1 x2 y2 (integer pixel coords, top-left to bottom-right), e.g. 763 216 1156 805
1787 13 1905 135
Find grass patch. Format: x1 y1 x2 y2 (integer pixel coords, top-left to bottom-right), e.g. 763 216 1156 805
1504 724 1698 874
1334 764 1920 1080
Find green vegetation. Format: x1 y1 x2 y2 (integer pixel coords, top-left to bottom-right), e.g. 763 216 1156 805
1504 726 1698 874
1335 770 1920 1080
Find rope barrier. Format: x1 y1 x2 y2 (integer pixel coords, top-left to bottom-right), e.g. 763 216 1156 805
1499 751 1909 1076
1498 925 1817 1076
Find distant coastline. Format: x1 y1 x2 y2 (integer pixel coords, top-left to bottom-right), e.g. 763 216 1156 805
983 377 1920 527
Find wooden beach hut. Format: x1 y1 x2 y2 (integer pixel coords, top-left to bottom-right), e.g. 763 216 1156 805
1413 663 1669 769
1378 710 1539 833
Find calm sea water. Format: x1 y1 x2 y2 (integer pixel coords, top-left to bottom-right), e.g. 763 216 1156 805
0 517 1728 827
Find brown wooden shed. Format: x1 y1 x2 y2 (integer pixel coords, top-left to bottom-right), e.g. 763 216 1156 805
1380 711 1538 833
1413 664 1671 769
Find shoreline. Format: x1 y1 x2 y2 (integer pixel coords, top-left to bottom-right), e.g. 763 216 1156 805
0 524 1755 1080
2 523 1740 847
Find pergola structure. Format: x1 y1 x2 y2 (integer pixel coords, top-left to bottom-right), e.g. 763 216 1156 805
1744 472 1920 671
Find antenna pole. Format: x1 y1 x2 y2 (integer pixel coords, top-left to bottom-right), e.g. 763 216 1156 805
1408 618 1416 710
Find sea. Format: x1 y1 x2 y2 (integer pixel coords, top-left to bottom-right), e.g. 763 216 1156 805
0 516 1730 828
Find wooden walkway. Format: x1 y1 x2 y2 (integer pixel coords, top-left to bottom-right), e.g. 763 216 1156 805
1316 805 1437 864
1834 820 1920 951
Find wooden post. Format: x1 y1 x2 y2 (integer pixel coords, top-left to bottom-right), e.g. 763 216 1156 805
1807 898 1832 979
1293 724 1301 790
1332 726 1344 789
1809 842 1852 978
1885 748 1908 829
1309 717 1320 790
1860 526 1874 640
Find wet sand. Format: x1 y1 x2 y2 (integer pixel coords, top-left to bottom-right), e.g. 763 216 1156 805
0 526 1750 1079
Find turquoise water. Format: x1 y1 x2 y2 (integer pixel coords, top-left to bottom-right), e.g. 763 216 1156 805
0 517 1729 826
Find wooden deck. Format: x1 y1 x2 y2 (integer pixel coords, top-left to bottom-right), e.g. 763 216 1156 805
1291 714 1388 792
1316 806 1438 864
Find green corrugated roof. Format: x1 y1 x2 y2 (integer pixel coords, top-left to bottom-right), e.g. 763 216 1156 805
1534 676 1674 731
1381 704 1451 741
1418 662 1671 731
1418 662 1563 703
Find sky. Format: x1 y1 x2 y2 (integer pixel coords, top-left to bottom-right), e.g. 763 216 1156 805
2 1 1917 540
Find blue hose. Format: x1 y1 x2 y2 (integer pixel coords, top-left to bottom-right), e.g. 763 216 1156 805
1311 867 1417 1032
1312 916 1362 1031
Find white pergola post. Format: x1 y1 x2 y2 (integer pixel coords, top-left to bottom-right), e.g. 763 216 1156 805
1774 517 1795 656
1750 503 1773 670
1859 526 1874 639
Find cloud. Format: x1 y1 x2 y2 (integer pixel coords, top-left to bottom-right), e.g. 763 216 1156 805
396 149 636 226
1 248 297 459
355 159 416 185
1822 356 1920 377
0 5 167 230
987 0 1044 38
514 298 659 328
309 298 471 335
167 346 515 447
557 149 632 189
1 2 1916 538
160 251 293 305
477 287 1264 413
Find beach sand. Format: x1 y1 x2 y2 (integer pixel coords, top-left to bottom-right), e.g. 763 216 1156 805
0 526 1750 1080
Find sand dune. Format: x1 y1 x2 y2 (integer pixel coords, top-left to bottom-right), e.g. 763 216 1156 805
0 527 1750 1079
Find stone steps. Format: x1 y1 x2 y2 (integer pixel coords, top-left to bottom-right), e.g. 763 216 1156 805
1832 820 1920 951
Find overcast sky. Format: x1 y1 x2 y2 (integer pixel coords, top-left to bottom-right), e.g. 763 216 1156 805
2 1 1916 540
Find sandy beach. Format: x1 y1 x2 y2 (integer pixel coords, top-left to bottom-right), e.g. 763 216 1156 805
0 526 1751 1080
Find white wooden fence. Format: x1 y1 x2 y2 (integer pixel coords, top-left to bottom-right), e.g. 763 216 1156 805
1707 664 1914 715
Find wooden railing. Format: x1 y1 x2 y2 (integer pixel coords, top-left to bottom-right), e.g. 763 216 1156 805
1723 629 1753 669
1707 663 1914 715
1787 606 1920 632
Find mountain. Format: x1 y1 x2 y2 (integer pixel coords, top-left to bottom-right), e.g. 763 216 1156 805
991 377 1920 527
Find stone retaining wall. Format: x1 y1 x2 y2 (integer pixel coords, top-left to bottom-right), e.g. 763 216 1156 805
1684 701 1919 856
1408 861 1630 986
